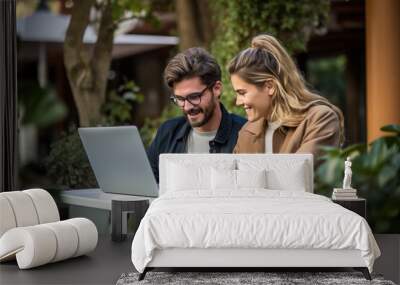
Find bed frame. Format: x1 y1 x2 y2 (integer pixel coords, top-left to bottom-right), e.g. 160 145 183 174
139 248 371 280
137 154 372 281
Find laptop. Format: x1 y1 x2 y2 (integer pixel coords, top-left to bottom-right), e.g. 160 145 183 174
78 126 158 197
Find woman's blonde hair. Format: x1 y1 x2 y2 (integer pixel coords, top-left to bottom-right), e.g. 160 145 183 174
228 34 344 145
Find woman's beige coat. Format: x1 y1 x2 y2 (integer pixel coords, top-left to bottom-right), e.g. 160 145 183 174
234 105 341 163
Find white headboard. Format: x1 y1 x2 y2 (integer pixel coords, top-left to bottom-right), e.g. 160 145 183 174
159 154 314 195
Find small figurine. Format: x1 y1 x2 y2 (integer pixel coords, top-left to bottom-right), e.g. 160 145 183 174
342 156 353 189
332 157 357 199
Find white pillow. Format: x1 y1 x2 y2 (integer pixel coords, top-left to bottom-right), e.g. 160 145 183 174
237 169 267 189
167 162 209 191
238 159 308 191
211 168 236 190
167 160 235 192
211 168 267 190
267 165 307 191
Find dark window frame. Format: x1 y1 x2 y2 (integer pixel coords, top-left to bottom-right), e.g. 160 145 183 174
0 0 18 192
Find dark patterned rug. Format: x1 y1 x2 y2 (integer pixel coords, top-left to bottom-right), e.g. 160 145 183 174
116 271 396 285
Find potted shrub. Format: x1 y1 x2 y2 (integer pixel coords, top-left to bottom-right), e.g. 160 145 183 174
315 124 400 282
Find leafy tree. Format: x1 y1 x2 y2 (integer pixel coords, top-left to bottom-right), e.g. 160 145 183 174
64 0 153 126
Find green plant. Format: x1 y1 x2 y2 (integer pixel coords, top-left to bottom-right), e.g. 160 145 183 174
46 81 143 189
101 80 144 125
19 81 67 128
45 126 98 189
316 124 400 233
306 55 346 110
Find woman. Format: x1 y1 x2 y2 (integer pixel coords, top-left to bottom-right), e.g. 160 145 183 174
229 34 344 162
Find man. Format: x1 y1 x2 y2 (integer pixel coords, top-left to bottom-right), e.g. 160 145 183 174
147 47 246 183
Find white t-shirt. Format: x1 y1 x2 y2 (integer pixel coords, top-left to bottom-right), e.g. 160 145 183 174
186 129 218 153
264 121 281 153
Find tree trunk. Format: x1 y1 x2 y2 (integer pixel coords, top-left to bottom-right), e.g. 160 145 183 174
175 0 213 51
64 0 115 127
196 0 214 49
175 0 202 50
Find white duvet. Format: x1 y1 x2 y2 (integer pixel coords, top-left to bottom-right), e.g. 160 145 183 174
131 190 380 273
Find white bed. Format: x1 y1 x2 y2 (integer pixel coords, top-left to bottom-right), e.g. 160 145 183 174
131 154 380 280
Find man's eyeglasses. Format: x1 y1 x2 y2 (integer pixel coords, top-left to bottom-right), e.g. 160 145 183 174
170 83 214 107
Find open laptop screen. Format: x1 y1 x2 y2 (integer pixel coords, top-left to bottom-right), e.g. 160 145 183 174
78 126 158 197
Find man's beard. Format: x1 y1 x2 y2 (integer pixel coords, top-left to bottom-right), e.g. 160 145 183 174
184 100 216 128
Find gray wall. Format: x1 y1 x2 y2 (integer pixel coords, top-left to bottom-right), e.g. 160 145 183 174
374 234 400 284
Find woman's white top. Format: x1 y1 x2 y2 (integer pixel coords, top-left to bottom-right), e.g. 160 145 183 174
264 121 281 153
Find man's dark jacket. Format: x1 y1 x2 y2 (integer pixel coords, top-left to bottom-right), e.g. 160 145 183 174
147 103 246 183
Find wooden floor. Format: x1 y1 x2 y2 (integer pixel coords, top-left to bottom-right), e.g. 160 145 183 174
0 236 134 285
